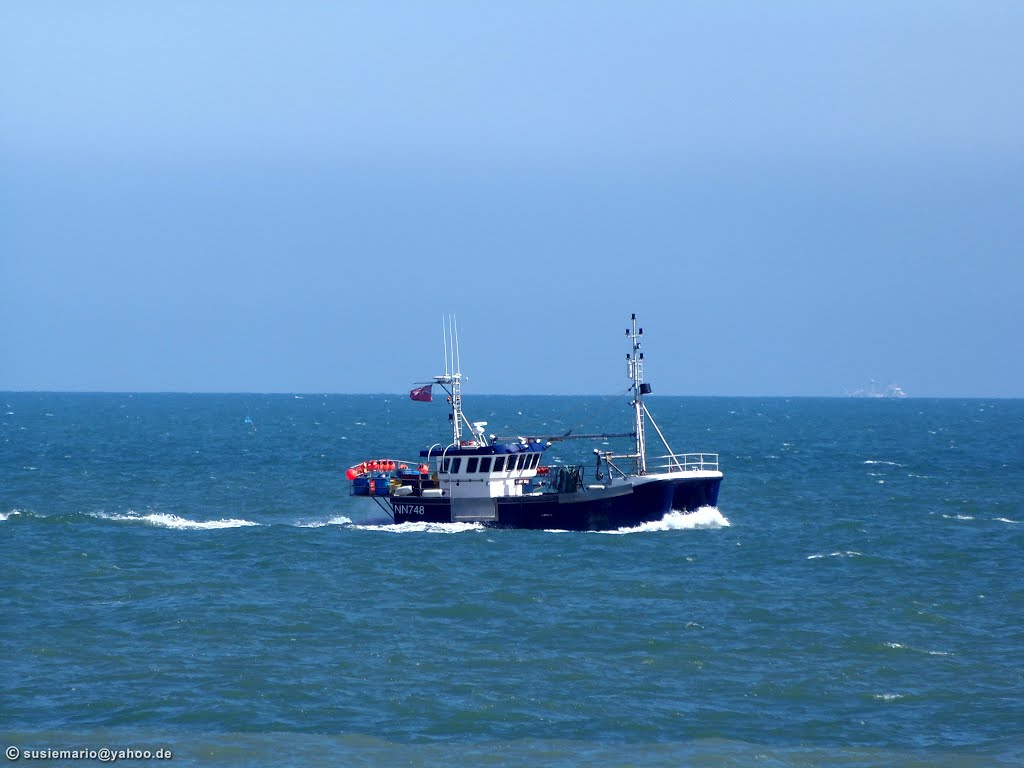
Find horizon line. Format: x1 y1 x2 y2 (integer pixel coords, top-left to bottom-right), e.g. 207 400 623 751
1 389 1019 401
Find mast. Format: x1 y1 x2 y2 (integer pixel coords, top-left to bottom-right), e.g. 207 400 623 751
626 313 651 474
430 372 463 446
434 315 474 447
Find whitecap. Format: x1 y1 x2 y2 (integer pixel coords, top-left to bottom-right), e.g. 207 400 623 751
874 693 905 701
93 512 260 530
604 506 730 534
942 514 975 521
884 641 950 656
1 510 23 522
994 517 1020 524
807 550 863 560
863 460 904 466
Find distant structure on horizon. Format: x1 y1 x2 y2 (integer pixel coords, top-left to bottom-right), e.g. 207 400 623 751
846 380 908 398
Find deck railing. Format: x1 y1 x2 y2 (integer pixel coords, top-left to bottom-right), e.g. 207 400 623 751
647 452 720 473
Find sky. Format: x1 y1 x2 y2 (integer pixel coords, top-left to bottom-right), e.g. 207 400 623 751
2 1 1022 397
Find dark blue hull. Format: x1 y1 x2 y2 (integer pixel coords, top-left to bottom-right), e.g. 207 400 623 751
389 474 721 531
664 475 721 512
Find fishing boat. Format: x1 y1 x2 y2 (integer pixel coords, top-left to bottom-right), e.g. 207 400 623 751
345 314 722 530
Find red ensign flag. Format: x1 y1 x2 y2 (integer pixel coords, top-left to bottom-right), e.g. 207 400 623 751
409 384 433 402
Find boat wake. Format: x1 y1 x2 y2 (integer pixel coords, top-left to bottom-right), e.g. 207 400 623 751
296 516 354 528
9 508 731 535
91 512 260 530
350 521 485 534
603 506 730 534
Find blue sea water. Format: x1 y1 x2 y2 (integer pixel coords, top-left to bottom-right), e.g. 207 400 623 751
2 393 1022 767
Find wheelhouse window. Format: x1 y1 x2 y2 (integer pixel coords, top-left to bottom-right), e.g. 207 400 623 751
479 457 492 473
450 457 461 473
466 457 478 473
492 456 505 472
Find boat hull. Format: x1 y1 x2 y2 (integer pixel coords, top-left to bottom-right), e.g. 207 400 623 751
389 473 722 531
662 473 722 512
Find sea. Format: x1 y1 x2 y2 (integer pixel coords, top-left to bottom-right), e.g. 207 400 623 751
2 392 1022 767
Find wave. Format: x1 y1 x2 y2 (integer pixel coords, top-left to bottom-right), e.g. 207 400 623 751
994 517 1020 524
883 641 951 657
91 512 260 530
0 509 24 522
863 460 904 467
603 506 730 535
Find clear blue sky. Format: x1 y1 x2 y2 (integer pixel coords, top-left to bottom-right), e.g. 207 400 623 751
2 2 1021 397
